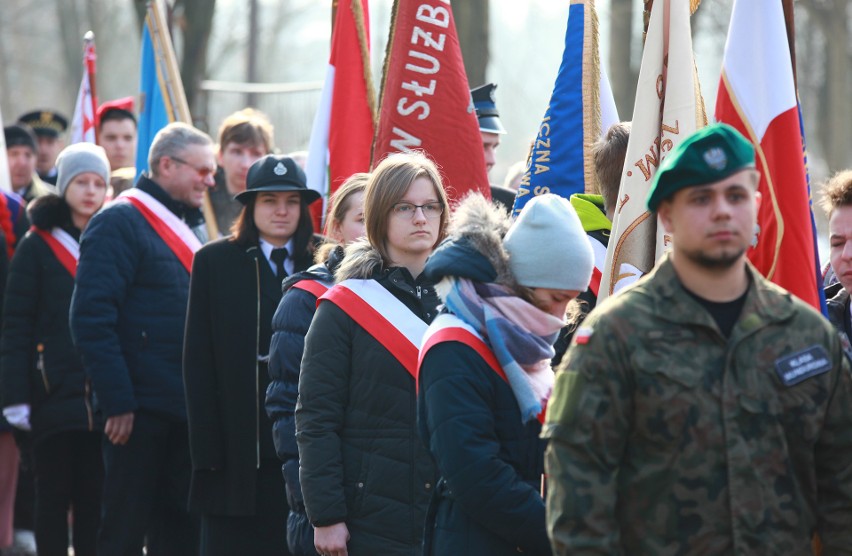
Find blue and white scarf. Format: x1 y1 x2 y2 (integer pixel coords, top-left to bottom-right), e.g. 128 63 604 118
442 277 565 422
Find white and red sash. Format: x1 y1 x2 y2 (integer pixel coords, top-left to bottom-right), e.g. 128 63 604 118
418 313 546 424
318 279 427 378
32 226 79 278
117 188 202 273
291 279 331 298
588 234 607 297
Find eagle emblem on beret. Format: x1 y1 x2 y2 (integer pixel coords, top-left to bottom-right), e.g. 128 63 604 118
703 147 727 171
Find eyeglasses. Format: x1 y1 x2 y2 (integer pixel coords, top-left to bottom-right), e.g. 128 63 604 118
391 202 444 220
169 156 217 179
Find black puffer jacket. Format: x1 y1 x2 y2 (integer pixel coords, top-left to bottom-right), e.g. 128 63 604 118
266 246 343 556
417 195 552 555
1 196 98 444
295 241 439 555
267 246 344 465
70 176 200 420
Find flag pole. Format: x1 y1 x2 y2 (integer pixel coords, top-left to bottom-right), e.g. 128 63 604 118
83 31 99 144
781 0 797 89
145 0 218 240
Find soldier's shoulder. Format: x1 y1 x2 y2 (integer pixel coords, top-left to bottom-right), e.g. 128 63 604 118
587 281 657 325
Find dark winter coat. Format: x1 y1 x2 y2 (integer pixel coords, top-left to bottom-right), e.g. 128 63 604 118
266 245 343 556
295 241 439 555
1 198 98 444
826 282 852 361
184 236 308 516
417 195 552 555
69 176 202 420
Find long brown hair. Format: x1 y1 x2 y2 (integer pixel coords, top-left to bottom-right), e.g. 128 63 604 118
364 151 449 265
315 172 370 264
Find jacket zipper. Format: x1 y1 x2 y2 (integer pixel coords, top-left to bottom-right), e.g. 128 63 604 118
253 255 261 469
36 343 49 393
416 285 422 299
84 379 94 431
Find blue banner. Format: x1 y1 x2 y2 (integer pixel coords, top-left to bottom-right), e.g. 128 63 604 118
135 20 169 179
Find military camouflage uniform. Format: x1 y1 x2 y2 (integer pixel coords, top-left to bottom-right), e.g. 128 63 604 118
543 255 852 555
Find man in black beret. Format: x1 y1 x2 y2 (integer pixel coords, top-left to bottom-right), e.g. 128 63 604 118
17 110 68 186
4 124 56 203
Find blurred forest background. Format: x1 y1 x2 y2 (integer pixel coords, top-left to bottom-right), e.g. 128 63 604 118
0 0 849 255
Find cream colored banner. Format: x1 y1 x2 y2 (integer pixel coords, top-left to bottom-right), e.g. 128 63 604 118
599 0 707 300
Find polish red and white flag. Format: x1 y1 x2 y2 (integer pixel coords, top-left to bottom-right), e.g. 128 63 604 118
715 0 821 309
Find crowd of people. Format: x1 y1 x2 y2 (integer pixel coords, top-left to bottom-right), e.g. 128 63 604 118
0 82 849 556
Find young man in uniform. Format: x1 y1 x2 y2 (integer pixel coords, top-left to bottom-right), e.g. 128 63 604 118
543 123 852 555
17 110 67 186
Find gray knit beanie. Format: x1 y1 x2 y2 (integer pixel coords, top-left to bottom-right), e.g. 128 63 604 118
503 194 594 291
56 143 111 196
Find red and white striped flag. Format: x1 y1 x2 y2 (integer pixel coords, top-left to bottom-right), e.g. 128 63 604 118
306 0 375 229
70 32 98 145
715 0 820 309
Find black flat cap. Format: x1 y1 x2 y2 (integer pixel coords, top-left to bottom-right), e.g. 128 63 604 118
4 124 38 152
236 154 321 205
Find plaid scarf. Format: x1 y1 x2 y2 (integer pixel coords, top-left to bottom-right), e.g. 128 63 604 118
443 277 565 423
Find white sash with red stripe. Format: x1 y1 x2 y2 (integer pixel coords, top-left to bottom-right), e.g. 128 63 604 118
291 278 331 298
319 279 427 378
418 313 546 424
33 227 79 278
117 188 202 273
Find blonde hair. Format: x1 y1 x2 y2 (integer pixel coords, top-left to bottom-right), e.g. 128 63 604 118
314 172 370 263
364 151 449 265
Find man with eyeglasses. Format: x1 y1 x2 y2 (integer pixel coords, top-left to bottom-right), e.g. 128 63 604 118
70 122 215 555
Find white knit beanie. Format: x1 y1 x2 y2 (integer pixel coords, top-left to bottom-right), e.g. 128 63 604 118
56 143 111 196
503 194 594 291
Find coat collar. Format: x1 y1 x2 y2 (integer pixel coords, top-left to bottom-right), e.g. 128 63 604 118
641 254 796 337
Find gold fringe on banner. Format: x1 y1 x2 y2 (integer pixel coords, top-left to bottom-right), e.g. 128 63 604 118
145 0 219 240
351 0 378 127
582 0 602 195
644 0 701 41
370 0 401 167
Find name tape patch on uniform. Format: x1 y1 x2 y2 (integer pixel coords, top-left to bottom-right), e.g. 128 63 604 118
774 345 831 387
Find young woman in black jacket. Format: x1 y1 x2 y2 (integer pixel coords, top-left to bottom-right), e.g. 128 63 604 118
0 143 110 556
183 155 318 556
266 172 368 556
296 152 447 556
416 194 594 556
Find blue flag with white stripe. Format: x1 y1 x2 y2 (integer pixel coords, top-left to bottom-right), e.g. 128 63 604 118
512 0 617 216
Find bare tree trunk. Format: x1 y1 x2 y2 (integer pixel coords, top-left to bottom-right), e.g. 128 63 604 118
800 0 852 171
608 0 636 119
56 0 85 96
454 0 489 87
247 0 259 107
180 0 217 117
133 0 147 31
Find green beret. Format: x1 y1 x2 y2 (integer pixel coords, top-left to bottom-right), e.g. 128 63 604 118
646 123 755 212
